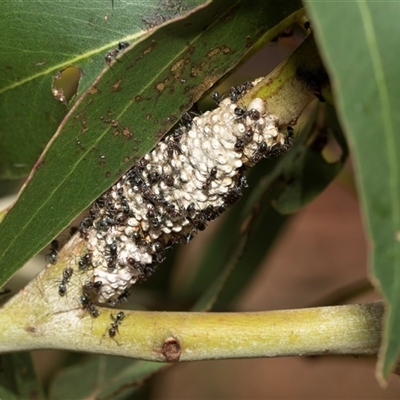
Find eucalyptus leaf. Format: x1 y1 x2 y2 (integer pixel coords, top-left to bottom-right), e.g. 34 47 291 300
0 0 303 288
305 1 400 379
48 355 162 400
0 0 205 178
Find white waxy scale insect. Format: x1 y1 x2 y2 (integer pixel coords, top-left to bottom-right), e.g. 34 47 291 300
66 83 292 305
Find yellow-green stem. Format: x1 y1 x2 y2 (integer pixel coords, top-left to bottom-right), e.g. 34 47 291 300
0 286 383 361
242 34 331 126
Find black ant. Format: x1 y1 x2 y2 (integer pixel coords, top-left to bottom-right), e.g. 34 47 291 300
234 106 260 121
108 311 125 344
107 255 118 271
223 187 242 206
115 212 128 224
127 167 145 188
236 174 248 188
116 187 124 198
78 253 92 271
142 263 159 279
106 241 120 265
141 187 166 210
229 81 253 102
115 40 130 52
167 233 184 246
230 87 239 103
108 241 118 256
89 204 101 219
58 267 73 296
172 127 184 142
95 193 108 208
166 140 182 158
211 91 222 104
152 240 164 254
126 257 137 268
244 128 254 143
186 202 196 217
166 203 183 221
188 212 207 232
130 230 141 243
247 109 261 120
82 280 102 296
141 186 156 203
161 173 174 187
135 158 148 169
47 239 59 265
203 205 218 222
287 126 294 138
235 138 245 151
202 167 218 191
146 207 158 219
120 196 130 215
108 290 131 307
148 170 161 185
181 112 193 130
150 216 160 229
296 67 328 102
105 41 130 65
80 294 99 318
79 217 94 238
97 216 115 231
250 141 269 163
285 126 294 148
234 106 246 117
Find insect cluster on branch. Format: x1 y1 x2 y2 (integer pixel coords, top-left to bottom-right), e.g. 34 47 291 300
51 80 293 310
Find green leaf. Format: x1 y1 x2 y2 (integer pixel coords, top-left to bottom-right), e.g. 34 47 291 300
305 1 400 380
0 0 205 179
0 0 304 288
48 355 162 400
216 199 287 307
0 352 45 400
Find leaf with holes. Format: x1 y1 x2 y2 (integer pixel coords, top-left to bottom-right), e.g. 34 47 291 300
0 1 304 291
0 0 205 178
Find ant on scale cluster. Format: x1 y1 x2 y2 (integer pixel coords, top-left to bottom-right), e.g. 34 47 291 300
47 240 59 264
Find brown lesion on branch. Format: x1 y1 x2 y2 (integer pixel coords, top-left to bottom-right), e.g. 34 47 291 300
160 337 182 362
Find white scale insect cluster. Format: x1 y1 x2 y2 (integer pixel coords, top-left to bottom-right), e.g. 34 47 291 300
71 81 292 308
